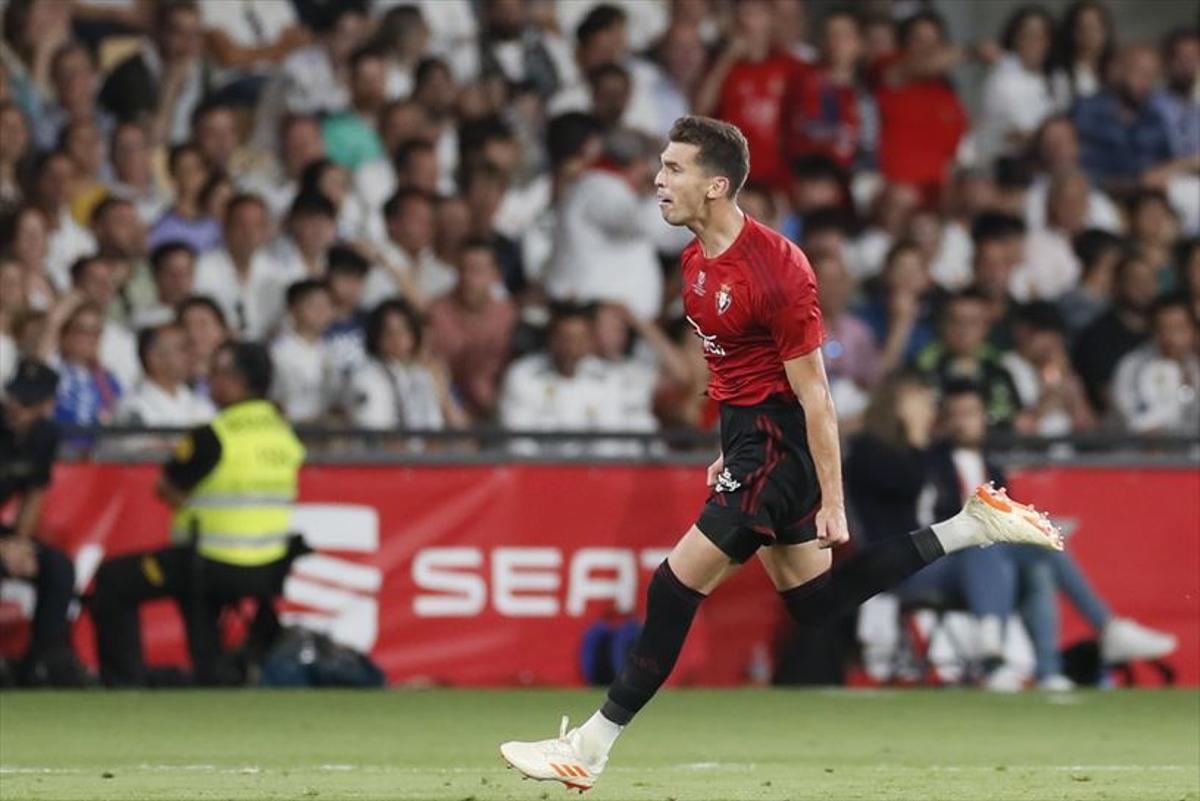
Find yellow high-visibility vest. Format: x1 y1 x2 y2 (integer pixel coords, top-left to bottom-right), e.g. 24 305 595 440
171 400 305 566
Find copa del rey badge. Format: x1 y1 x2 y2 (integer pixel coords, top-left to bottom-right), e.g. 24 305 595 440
716 284 732 315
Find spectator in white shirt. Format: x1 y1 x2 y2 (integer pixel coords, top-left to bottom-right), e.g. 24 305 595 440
133 241 197 330
90 195 154 327
323 246 372 415
279 2 370 114
1011 170 1087 302
243 113 327 220
499 305 624 455
30 152 96 292
548 5 664 138
349 298 465 432
176 296 229 405
108 121 169 226
592 302 690 433
299 157 376 243
363 188 453 308
1003 302 1096 436
268 191 338 280
115 323 214 428
1025 115 1123 233
69 256 140 392
1112 294 1200 435
369 5 432 101
195 193 290 341
976 6 1060 168
545 131 662 320
271 279 335 424
2 205 57 312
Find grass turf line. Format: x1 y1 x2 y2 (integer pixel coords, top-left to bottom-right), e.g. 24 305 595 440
0 688 1196 800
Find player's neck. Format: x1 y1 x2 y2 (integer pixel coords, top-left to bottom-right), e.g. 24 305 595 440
691 203 746 259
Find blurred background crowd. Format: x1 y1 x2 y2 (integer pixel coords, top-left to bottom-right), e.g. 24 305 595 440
0 0 1197 447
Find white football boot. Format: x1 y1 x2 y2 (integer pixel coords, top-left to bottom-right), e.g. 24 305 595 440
965 482 1064 551
500 715 604 793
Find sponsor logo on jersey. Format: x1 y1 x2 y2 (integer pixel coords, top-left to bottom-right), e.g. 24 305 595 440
685 314 726 356
714 469 741 493
716 284 732 315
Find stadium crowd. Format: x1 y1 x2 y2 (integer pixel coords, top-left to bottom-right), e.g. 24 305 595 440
0 0 1197 446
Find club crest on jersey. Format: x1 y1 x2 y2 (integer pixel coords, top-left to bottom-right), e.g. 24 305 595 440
716 284 732 315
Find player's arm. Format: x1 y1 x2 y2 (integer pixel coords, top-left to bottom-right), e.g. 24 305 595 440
784 350 850 549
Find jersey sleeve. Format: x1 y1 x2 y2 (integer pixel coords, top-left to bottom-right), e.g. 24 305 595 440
762 249 826 361
162 425 222 492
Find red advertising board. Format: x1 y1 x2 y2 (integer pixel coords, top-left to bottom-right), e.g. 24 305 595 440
1 463 1196 685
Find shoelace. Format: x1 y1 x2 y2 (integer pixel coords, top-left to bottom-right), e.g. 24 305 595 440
988 483 1062 542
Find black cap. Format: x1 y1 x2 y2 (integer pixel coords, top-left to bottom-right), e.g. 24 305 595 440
4 360 60 406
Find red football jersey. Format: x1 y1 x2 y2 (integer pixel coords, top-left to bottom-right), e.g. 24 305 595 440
681 216 825 406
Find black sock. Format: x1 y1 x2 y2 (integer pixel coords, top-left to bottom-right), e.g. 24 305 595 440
780 527 943 630
601 561 705 725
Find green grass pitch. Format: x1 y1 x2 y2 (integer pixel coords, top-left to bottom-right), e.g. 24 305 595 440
1 689 1197 801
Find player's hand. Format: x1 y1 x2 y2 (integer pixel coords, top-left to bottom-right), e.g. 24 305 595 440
815 505 850 549
705 453 725 487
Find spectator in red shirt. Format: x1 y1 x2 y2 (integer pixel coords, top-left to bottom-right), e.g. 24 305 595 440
782 7 868 172
424 239 517 421
870 11 968 201
694 0 800 190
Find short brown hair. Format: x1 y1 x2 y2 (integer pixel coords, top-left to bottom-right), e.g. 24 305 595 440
668 116 750 198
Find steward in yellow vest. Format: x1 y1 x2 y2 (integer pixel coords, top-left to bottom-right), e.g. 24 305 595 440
91 342 305 686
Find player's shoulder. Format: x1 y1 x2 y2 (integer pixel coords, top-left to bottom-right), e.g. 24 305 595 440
680 237 703 264
744 218 815 289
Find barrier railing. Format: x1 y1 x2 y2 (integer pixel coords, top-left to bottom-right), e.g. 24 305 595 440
58 424 1200 466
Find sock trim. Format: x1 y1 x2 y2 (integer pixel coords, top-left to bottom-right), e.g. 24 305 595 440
600 699 634 726
779 569 832 601
911 526 945 564
656 561 706 604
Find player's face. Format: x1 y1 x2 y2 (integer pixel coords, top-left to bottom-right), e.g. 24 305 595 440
655 141 722 227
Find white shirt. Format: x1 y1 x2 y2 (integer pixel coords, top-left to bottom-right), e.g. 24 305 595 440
1024 175 1123 234
1001 351 1074 436
270 329 333 423
115 379 215 426
928 221 974 292
977 55 1062 166
195 247 296 341
101 319 141 392
281 45 348 114
545 170 663 321
362 242 457 308
1010 227 1081 302
849 228 892 282
498 353 626 455
547 56 668 138
1112 346 1200 434
348 358 444 430
46 210 98 292
603 349 659 434
138 42 205 144
0 333 16 390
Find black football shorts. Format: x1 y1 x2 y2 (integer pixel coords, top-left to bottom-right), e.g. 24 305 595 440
696 394 822 563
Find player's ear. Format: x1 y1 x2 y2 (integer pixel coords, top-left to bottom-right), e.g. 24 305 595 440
706 176 729 200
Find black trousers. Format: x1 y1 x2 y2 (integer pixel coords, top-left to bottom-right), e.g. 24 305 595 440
91 545 290 687
0 528 76 665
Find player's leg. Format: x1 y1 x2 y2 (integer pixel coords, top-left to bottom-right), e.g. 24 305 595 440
764 483 1062 629
500 525 741 790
